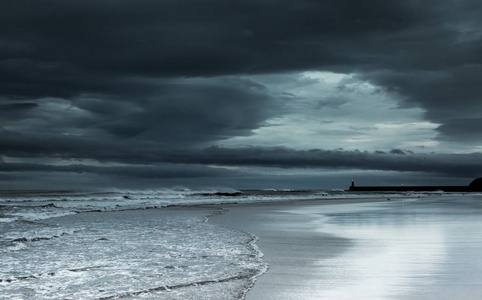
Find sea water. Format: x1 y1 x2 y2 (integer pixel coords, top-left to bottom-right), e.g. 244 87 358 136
1 188 348 299
1 189 275 299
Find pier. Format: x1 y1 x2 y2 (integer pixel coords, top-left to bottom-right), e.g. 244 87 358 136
349 178 482 192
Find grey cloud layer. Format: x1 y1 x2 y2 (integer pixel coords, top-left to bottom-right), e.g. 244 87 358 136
1 0 481 186
2 146 481 179
167 147 482 178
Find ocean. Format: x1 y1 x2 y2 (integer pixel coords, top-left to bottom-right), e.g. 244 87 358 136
0 188 337 299
1 189 482 299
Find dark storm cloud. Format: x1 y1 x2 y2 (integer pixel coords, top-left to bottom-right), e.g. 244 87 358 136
0 76 274 162
1 0 482 186
0 0 427 83
389 149 414 155
0 1 468 84
164 147 482 178
2 147 481 180
436 118 482 142
1 0 480 138
0 103 37 120
92 77 273 143
360 66 482 142
0 159 241 179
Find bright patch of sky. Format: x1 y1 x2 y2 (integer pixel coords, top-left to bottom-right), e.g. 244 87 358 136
218 72 440 153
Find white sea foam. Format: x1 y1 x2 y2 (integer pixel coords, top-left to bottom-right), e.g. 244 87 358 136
0 209 267 299
0 216 18 223
0 188 474 224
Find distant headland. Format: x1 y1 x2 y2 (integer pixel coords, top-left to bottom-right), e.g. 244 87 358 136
349 178 482 192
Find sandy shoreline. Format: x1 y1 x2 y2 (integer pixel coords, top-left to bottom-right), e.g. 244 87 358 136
210 194 482 300
208 197 395 300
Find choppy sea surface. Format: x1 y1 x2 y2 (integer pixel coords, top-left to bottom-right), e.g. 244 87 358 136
0 188 339 299
1 188 480 299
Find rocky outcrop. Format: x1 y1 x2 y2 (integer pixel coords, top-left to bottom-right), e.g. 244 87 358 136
469 178 482 191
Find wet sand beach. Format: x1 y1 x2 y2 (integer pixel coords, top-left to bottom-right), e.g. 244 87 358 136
210 195 482 299
209 198 387 300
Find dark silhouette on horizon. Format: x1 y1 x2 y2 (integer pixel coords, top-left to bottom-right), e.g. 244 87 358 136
349 178 482 192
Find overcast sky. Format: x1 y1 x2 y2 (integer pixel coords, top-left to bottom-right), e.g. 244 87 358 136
1 0 482 190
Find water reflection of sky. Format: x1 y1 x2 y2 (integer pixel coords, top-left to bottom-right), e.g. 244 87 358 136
293 196 482 299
